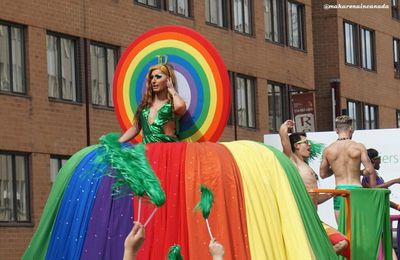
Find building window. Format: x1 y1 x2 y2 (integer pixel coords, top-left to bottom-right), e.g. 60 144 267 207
236 74 256 128
47 33 79 102
233 0 252 34
344 22 358 65
0 152 30 223
227 71 235 126
347 100 378 129
344 21 375 70
264 0 284 43
168 0 191 16
347 100 361 129
287 1 304 49
364 104 378 129
135 0 161 8
264 0 305 50
50 156 69 183
397 110 400 128
267 82 304 132
0 22 25 94
394 38 400 78
205 0 228 27
90 43 117 107
360 28 374 70
268 82 286 132
393 0 400 19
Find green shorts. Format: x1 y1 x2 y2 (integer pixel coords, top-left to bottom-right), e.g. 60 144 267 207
333 185 362 210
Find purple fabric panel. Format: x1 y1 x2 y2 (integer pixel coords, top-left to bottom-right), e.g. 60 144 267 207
81 176 133 260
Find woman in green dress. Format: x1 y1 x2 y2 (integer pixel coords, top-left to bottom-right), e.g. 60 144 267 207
119 63 187 144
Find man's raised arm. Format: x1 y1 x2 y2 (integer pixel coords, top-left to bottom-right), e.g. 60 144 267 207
279 120 294 158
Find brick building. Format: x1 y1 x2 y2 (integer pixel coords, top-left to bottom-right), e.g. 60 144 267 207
312 0 400 130
0 0 397 259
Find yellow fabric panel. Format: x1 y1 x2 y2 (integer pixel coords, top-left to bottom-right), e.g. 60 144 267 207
222 141 315 260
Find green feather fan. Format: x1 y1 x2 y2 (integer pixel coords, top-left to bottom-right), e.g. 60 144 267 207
96 133 165 206
308 140 325 163
194 185 214 219
167 245 184 260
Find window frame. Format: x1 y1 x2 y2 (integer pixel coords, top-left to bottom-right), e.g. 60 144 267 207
0 151 31 225
343 21 376 71
394 38 400 78
397 110 400 128
0 20 26 95
206 0 229 28
287 0 305 50
232 0 253 35
167 0 192 17
360 26 375 71
363 103 378 129
134 0 192 17
264 0 285 44
393 0 400 20
50 155 69 183
90 41 118 108
347 99 379 130
344 21 359 66
268 81 288 132
234 73 257 128
264 0 306 51
134 0 162 9
46 32 81 103
267 81 304 132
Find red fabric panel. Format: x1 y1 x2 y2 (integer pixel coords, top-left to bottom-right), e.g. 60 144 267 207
184 142 251 260
134 142 188 260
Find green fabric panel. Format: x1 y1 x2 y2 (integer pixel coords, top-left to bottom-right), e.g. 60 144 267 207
22 145 97 260
338 188 391 260
266 145 337 259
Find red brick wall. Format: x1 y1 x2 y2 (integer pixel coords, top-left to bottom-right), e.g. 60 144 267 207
313 0 400 130
0 0 314 258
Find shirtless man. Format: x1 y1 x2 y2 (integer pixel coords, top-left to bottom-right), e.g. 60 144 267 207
279 120 348 255
319 115 377 220
279 120 331 206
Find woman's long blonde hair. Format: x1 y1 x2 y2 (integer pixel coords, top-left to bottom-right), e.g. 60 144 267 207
133 63 177 127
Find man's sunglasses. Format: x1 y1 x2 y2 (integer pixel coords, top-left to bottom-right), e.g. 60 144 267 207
295 139 310 145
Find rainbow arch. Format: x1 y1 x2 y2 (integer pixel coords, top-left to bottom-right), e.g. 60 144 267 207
113 26 231 143
23 141 337 259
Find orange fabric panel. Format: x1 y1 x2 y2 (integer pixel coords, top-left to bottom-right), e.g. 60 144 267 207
184 142 251 260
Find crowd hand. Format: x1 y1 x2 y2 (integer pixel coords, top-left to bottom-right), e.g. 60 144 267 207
209 239 224 259
124 222 145 257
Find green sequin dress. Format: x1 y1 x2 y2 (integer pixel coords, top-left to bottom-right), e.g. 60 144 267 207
140 102 179 144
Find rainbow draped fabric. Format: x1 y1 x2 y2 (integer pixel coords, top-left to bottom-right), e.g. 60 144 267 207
23 141 337 260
